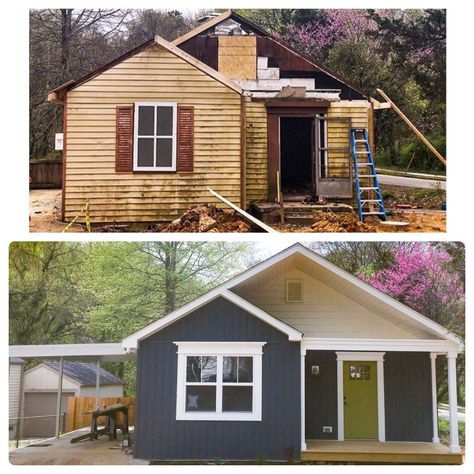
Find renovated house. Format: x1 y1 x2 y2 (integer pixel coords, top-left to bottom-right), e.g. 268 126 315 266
48 11 381 224
119 243 463 463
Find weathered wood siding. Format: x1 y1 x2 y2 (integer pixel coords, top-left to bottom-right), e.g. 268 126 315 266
327 101 370 177
64 44 242 223
134 297 301 461
29 159 63 189
245 99 268 204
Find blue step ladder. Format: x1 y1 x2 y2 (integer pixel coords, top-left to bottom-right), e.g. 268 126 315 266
351 128 387 221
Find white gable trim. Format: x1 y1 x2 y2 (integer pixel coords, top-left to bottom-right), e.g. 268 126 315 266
23 362 82 388
122 289 302 350
121 243 461 351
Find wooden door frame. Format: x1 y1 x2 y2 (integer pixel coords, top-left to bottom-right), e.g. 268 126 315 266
336 352 386 442
266 102 328 201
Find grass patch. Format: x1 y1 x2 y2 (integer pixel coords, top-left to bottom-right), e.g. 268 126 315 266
439 419 465 447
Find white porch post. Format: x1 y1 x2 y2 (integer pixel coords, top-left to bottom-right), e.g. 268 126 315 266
447 352 461 453
430 353 440 443
300 348 307 451
376 357 385 442
336 357 344 440
54 356 64 439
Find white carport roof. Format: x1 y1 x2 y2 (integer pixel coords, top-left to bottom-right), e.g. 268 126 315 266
9 343 135 362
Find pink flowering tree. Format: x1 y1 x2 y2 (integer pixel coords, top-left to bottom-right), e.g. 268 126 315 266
360 243 464 336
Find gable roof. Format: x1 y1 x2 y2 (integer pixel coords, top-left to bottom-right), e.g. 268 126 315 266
173 10 367 98
48 33 242 104
122 289 302 350
40 361 123 386
122 243 462 351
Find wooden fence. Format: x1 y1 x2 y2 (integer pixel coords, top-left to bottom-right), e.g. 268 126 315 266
66 396 135 432
30 159 62 188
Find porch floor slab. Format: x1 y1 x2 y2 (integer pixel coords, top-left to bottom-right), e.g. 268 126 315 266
9 427 148 465
302 440 463 465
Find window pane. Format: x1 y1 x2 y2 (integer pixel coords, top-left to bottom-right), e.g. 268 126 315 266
223 357 238 383
137 138 154 167
186 386 216 412
157 106 173 135
222 386 253 412
156 138 173 168
138 106 154 135
186 356 201 383
238 357 253 382
200 356 217 382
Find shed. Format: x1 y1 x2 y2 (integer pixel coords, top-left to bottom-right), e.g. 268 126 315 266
22 362 123 437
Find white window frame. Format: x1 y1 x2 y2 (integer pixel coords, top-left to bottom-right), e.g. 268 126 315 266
133 102 177 172
174 342 265 421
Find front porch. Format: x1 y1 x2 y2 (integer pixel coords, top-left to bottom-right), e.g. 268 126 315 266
301 440 464 464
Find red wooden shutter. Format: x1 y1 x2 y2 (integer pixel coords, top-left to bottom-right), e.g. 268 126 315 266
115 105 134 172
177 105 194 172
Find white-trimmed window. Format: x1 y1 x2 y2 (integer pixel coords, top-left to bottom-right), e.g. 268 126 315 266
174 342 265 421
133 102 177 171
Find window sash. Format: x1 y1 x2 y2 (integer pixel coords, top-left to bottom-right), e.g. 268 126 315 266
133 102 177 171
175 344 263 422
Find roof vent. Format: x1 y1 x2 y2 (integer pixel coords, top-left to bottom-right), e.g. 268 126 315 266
286 279 303 303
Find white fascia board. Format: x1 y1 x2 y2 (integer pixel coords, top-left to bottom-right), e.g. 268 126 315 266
221 290 302 341
293 245 462 346
174 341 266 355
9 343 130 360
302 338 460 353
122 288 302 350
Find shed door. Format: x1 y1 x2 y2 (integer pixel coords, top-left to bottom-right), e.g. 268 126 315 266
22 392 72 437
343 361 378 440
315 116 353 198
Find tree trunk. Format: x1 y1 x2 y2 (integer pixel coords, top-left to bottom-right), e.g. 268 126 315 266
163 243 178 314
61 9 73 80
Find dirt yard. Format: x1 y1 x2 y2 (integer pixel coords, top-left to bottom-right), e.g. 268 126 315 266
29 189 446 233
29 189 84 232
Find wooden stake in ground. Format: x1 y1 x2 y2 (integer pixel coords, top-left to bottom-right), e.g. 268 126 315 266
207 187 277 233
377 88 446 166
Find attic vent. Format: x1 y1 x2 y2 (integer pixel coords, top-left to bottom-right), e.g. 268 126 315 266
286 279 303 303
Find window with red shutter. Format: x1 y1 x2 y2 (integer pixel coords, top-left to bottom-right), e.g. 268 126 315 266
115 105 134 172
177 106 194 172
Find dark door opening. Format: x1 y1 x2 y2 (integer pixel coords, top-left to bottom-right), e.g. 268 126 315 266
280 117 314 196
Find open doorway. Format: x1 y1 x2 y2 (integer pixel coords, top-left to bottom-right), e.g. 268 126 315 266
280 117 314 197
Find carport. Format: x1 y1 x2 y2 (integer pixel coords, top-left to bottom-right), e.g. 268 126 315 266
9 343 135 439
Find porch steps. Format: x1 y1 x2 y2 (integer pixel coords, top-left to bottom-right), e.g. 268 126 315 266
351 128 387 222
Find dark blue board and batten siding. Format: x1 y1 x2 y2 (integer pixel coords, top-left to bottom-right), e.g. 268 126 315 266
305 351 433 442
134 297 301 461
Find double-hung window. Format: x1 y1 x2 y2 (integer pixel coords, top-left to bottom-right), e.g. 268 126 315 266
175 342 264 421
134 102 177 171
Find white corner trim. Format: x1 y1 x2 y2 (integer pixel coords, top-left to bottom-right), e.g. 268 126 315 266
175 342 263 422
336 352 385 442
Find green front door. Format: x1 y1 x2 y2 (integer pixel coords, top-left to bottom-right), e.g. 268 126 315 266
343 361 378 440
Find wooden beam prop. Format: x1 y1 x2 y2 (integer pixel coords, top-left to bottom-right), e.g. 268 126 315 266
377 88 446 166
207 187 277 233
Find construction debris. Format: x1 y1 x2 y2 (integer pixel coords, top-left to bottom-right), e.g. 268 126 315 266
154 204 258 233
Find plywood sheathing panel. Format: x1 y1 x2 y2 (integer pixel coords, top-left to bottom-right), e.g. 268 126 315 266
218 36 257 80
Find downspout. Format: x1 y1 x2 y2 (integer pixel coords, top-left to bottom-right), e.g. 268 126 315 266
240 95 247 208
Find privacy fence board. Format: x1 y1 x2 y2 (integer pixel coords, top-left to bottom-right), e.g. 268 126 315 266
66 396 135 432
30 159 63 189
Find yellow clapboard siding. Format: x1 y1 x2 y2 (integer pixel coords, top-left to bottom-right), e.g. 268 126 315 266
64 44 242 223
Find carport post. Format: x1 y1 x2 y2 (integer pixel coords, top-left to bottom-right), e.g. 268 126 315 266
95 359 101 409
54 356 64 438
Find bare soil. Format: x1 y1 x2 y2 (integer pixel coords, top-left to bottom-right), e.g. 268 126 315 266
29 189 85 233
29 189 446 233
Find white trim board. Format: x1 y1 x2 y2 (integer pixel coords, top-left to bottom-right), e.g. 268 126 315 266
122 289 302 350
336 352 385 442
